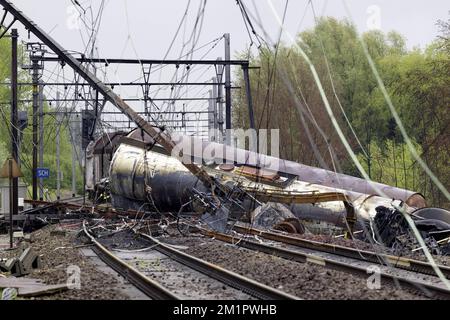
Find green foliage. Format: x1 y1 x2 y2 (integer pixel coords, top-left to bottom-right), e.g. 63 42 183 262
0 32 83 198
357 140 422 191
233 16 449 207
0 140 7 166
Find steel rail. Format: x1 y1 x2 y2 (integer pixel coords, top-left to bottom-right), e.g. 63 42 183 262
82 221 179 300
136 231 300 300
232 225 450 279
24 199 156 220
196 226 450 299
26 198 449 281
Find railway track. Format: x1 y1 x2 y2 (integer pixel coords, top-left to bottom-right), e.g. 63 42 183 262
25 199 151 219
32 200 450 299
83 221 178 300
24 198 449 280
193 225 450 299
135 230 300 300
83 221 299 300
232 224 450 279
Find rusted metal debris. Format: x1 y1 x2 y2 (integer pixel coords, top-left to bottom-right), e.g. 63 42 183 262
103 129 450 253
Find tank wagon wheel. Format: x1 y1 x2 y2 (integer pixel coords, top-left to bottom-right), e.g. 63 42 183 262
273 221 298 234
283 217 306 234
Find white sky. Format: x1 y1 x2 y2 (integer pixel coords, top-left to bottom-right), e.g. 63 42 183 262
11 0 449 59
6 0 449 135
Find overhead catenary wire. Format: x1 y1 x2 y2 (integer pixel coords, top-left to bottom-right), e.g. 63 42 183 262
309 1 369 160
227 0 449 292
340 0 449 202
262 0 450 289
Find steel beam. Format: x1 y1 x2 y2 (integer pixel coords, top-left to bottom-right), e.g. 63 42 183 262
242 64 255 130
0 82 230 87
36 56 249 66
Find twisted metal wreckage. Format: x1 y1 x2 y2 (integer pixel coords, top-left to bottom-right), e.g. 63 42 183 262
2 0 450 255
92 126 450 255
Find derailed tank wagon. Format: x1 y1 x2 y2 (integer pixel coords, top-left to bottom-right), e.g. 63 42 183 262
85 128 450 254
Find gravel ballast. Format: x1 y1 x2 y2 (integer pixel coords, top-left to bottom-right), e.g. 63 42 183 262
163 233 429 300
0 223 129 300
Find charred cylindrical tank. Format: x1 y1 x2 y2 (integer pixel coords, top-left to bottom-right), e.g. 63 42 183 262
109 143 206 211
109 129 427 226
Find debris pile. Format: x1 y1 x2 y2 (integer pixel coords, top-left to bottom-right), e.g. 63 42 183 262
368 206 450 256
251 202 305 234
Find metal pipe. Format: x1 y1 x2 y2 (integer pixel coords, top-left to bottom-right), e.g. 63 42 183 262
178 137 426 207
8 159 13 248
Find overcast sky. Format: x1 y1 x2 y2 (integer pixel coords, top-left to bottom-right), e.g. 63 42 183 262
11 0 449 59
6 0 449 134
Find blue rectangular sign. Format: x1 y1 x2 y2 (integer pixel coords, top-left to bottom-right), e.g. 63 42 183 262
36 168 50 179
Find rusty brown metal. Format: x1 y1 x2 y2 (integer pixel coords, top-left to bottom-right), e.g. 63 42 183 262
406 194 427 208
283 218 305 234
273 221 298 233
246 189 355 234
219 164 235 172
246 189 349 204
234 166 280 182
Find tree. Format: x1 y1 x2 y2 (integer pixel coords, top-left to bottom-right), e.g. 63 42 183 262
232 16 449 208
0 31 84 198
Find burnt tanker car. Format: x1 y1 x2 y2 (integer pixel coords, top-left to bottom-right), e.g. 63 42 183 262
87 129 450 252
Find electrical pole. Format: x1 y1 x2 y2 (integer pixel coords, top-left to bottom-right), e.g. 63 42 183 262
215 60 224 142
56 91 61 200
70 114 77 198
211 77 219 142
38 82 44 200
224 33 232 144
242 65 255 130
11 28 18 245
31 57 40 204
208 89 213 140
208 89 214 142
